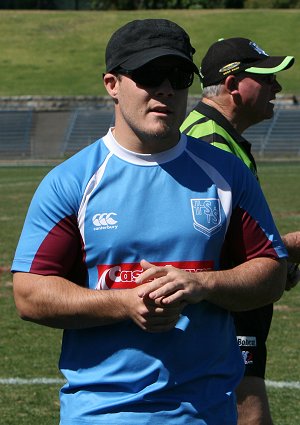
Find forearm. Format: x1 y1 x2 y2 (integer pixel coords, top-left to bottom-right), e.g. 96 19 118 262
13 272 185 332
13 272 129 329
204 258 286 311
137 258 286 312
282 231 300 263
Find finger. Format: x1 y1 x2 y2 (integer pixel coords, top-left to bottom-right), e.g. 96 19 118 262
133 310 173 330
140 259 154 270
285 269 300 291
143 317 180 333
160 291 186 305
137 277 169 298
136 267 167 285
147 281 183 300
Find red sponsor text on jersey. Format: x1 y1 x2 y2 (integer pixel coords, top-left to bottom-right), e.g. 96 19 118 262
96 260 214 290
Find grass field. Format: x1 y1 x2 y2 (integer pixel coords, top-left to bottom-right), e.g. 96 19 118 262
0 162 299 424
0 9 300 96
0 6 299 424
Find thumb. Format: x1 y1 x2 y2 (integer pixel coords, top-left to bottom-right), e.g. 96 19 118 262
140 259 154 271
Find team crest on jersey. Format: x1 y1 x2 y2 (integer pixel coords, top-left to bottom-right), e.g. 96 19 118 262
190 198 221 235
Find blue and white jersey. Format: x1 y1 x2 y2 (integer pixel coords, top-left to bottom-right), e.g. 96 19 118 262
12 130 287 424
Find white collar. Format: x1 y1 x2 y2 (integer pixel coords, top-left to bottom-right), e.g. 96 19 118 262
102 128 187 166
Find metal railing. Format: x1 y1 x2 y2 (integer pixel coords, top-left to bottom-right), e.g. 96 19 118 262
62 108 114 155
0 110 33 157
1 105 300 159
243 105 300 157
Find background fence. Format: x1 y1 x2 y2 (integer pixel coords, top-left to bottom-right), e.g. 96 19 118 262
1 102 300 160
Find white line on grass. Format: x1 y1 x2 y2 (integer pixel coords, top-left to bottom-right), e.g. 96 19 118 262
0 378 65 385
0 378 300 389
266 380 300 390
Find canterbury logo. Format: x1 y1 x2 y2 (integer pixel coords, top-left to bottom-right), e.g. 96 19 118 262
92 213 118 230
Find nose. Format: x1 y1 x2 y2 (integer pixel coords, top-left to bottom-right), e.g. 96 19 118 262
273 78 282 93
155 78 175 96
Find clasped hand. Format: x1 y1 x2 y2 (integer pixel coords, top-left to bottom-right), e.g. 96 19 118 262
127 259 207 333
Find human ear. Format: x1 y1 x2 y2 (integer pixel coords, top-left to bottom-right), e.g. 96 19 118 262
225 75 239 94
103 73 119 98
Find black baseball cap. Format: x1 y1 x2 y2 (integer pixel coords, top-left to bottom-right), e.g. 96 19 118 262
105 19 199 74
200 37 294 87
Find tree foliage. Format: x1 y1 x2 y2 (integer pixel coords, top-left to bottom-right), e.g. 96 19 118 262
0 0 299 9
89 0 245 9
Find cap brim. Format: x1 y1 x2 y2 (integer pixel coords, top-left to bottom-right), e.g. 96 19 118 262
245 56 294 74
119 47 199 74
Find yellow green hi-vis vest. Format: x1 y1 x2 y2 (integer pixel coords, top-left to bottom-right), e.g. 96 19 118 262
180 101 258 178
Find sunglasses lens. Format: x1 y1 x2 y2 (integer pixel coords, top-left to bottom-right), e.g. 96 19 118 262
171 68 194 89
132 68 163 87
264 74 276 84
130 66 194 89
241 72 276 85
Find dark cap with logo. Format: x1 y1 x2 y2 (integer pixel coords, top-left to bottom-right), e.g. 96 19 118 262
200 37 294 87
105 18 199 74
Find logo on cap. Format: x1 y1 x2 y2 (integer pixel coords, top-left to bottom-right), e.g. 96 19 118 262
249 41 269 56
219 61 241 75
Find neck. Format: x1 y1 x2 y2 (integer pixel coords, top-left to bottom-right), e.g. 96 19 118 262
202 97 250 134
112 127 181 154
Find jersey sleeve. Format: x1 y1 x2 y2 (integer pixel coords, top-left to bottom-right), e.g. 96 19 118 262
11 166 87 285
220 159 287 267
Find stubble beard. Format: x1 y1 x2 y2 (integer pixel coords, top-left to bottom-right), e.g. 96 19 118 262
136 120 180 151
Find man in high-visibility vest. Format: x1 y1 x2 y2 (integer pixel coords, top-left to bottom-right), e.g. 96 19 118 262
181 37 298 425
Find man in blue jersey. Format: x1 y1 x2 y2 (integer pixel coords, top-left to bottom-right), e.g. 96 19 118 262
181 37 298 425
12 20 287 425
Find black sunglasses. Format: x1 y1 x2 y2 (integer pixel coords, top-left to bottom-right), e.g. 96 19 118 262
237 72 277 85
116 64 195 90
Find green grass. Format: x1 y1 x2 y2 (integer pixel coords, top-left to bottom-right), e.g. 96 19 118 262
268 387 300 424
258 162 300 234
0 166 54 266
0 383 61 424
0 166 62 424
1 9 299 423
0 162 299 424
0 9 299 96
253 161 300 425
